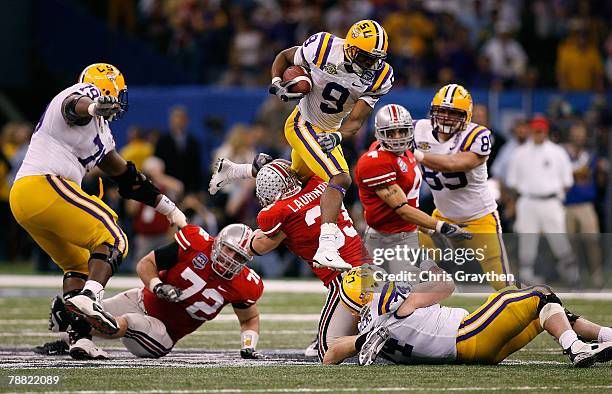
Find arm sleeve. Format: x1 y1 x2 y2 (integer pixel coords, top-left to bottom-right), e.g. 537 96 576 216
356 154 397 189
460 126 492 156
153 242 180 271
256 207 285 237
61 94 91 126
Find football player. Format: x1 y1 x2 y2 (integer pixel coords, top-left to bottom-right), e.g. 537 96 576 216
247 160 369 361
10 63 187 356
412 84 513 290
210 20 393 272
324 266 612 367
38 224 265 359
355 104 471 275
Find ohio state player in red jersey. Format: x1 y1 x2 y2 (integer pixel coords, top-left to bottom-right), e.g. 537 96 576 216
83 223 265 359
355 104 471 274
248 160 369 361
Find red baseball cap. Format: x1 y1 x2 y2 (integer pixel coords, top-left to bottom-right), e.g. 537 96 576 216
530 116 549 132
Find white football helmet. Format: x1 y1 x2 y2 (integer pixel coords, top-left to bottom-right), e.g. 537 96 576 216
211 224 253 280
374 104 414 153
255 160 302 207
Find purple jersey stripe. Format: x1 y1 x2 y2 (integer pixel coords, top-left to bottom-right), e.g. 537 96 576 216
293 112 333 178
319 35 335 68
458 287 541 328
304 122 344 171
458 125 482 151
46 175 120 249
313 33 327 65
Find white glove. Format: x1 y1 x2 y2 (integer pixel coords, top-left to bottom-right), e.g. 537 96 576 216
269 77 304 102
88 96 120 118
316 132 342 153
167 207 187 228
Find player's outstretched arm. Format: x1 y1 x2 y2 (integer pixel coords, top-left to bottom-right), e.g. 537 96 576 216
375 184 472 240
270 46 298 80
338 100 373 138
99 151 187 228
234 304 266 359
395 264 455 318
322 335 359 365
414 151 486 173
248 229 287 257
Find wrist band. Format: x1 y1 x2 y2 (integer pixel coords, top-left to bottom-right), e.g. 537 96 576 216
149 277 162 293
155 194 176 215
249 236 262 256
435 221 444 233
413 150 424 162
87 103 97 117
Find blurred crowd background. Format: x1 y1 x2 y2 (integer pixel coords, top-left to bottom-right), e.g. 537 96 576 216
0 0 610 287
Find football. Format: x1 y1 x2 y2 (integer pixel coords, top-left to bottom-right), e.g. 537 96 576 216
283 65 312 94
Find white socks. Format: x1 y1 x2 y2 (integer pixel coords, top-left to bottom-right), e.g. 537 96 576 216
598 326 612 343
559 329 579 350
233 163 254 180
83 280 104 303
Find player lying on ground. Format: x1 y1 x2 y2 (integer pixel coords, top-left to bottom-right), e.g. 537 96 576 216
11 63 187 358
37 224 264 359
355 103 471 275
412 84 513 290
210 20 393 272
324 265 612 367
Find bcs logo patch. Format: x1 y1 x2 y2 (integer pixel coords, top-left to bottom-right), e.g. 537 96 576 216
417 141 430 151
192 253 208 270
397 157 408 173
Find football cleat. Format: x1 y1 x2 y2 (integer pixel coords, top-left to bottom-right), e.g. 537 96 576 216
209 158 238 195
48 296 70 333
69 338 109 360
64 289 119 336
565 340 612 368
304 337 319 357
358 325 389 366
33 339 69 356
312 246 352 271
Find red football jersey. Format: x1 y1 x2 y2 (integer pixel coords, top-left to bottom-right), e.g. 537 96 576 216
142 225 264 343
257 177 367 286
355 142 422 233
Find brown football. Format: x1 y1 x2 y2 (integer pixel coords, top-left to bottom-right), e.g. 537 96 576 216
283 66 312 94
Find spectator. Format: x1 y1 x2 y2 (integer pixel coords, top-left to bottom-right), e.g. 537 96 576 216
482 21 527 88
119 126 154 170
491 119 530 185
564 122 604 287
223 10 266 86
155 105 203 193
506 116 577 285
125 156 183 266
556 19 604 91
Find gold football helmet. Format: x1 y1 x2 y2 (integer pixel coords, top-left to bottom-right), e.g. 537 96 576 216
79 63 128 120
430 84 473 134
340 266 379 314
344 20 388 81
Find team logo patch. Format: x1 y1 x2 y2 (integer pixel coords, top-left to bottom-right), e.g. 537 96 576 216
397 157 408 173
417 141 430 151
351 26 362 39
192 253 208 270
324 63 337 75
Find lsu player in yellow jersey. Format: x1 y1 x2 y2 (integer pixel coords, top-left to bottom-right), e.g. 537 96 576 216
10 63 186 358
412 84 513 290
325 267 612 368
209 20 393 271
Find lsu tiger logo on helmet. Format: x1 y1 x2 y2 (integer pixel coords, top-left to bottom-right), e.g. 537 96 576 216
344 20 388 81
79 63 129 120
430 84 473 135
340 266 381 314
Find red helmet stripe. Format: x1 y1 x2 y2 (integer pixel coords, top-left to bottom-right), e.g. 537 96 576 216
390 104 399 122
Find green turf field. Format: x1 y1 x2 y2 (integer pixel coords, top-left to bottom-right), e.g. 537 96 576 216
0 291 611 393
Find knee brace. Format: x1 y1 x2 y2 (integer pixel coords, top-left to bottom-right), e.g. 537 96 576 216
90 242 123 275
536 292 563 313
564 308 581 325
63 271 88 283
539 303 565 328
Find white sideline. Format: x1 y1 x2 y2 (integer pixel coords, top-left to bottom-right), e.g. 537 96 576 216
1 275 611 299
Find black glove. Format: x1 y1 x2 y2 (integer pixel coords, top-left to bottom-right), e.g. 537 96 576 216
240 348 268 359
153 283 182 303
252 153 274 175
89 96 121 118
438 222 472 240
268 78 304 102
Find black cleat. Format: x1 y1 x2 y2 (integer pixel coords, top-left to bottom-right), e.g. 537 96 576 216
33 340 69 356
